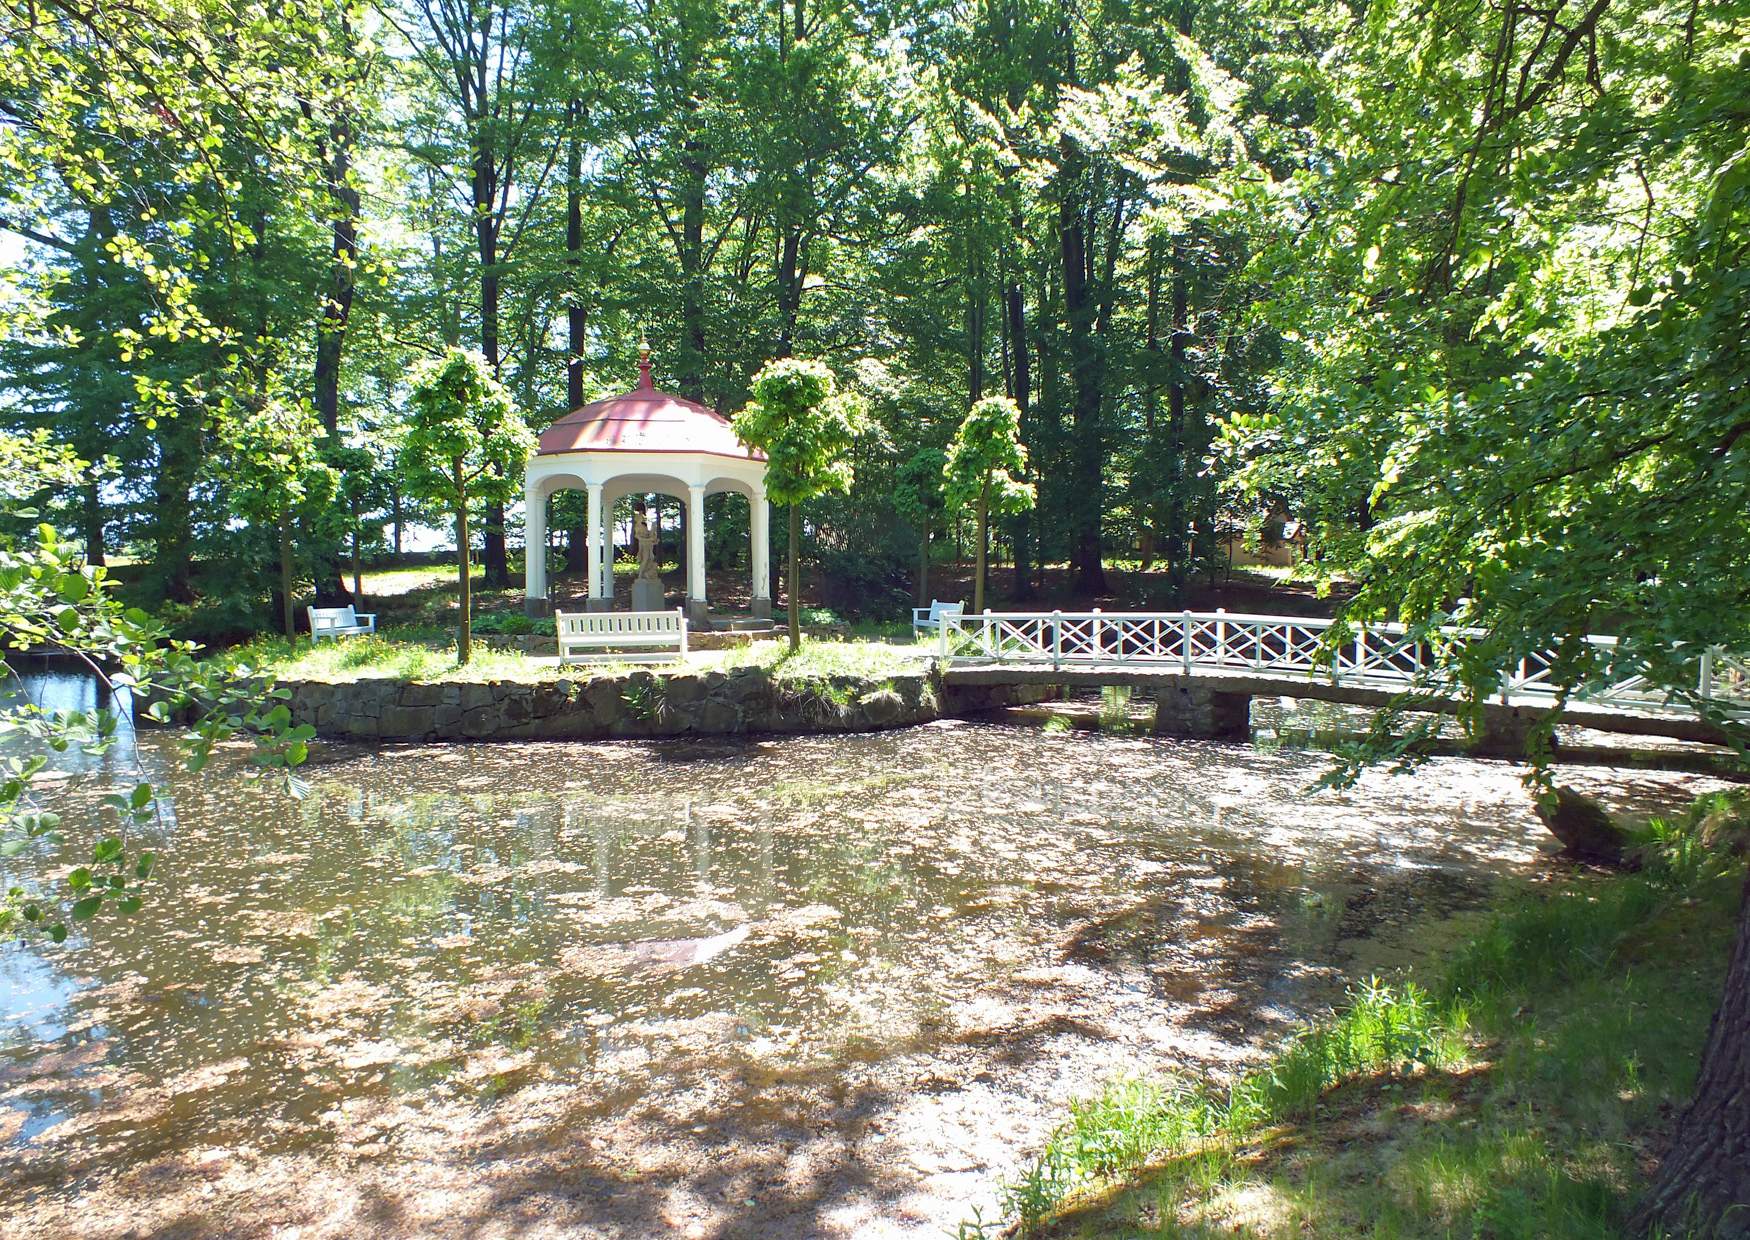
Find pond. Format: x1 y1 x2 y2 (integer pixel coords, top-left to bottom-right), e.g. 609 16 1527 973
0 675 1725 1238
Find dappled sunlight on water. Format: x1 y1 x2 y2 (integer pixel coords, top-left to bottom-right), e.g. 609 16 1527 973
0 718 1727 1238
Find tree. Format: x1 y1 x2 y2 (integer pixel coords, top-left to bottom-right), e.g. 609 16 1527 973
216 398 340 638
1217 0 1750 1224
1632 864 1750 1235
400 0 555 590
328 442 395 601
732 358 866 650
943 395 1036 615
400 349 534 664
895 445 948 606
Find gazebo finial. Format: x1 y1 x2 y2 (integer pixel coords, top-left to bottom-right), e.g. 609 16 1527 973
637 336 653 391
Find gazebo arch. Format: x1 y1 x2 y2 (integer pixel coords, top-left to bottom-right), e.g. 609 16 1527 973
524 345 769 624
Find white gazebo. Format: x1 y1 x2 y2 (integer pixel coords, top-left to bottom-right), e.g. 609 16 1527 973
524 345 770 624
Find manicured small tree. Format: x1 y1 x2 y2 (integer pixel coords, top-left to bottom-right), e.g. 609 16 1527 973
732 359 867 651
400 349 533 664
217 398 339 639
943 395 1035 615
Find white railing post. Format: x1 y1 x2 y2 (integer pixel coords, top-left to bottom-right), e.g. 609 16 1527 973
1051 610 1062 671
1091 607 1103 661
1216 608 1227 668
938 611 951 663
1700 647 1715 699
1181 611 1193 673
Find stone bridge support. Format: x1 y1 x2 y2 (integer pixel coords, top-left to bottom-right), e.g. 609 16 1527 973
1152 684 1252 740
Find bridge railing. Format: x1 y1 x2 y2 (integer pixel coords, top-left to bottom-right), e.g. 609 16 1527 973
935 609 1750 718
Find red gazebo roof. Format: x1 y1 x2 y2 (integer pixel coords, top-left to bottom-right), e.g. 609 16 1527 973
537 349 763 462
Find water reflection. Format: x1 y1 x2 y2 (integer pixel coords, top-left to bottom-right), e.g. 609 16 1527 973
0 718 1721 1238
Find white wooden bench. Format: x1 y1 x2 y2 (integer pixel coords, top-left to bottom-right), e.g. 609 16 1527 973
308 605 377 642
911 599 964 636
556 609 688 664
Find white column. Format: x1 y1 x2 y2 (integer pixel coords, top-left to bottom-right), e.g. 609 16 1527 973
586 483 607 612
523 478 546 609
750 484 771 618
686 484 708 621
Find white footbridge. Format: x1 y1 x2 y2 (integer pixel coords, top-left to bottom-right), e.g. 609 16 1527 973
932 609 1750 745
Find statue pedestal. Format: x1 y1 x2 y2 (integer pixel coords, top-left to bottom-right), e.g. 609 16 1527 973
631 578 665 612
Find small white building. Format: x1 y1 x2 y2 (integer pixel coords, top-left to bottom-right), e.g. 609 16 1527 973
523 345 770 624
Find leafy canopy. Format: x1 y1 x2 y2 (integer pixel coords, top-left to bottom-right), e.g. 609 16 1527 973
732 358 869 506
216 398 340 524
1220 0 1750 771
943 395 1036 517
400 348 534 507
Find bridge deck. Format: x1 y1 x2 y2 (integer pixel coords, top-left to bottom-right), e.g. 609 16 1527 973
931 608 1747 746
941 664 1732 744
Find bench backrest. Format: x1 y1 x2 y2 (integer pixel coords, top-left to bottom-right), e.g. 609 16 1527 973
556 609 685 638
308 605 360 634
928 600 964 623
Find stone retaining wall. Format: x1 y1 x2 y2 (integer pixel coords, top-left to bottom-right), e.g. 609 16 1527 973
284 666 1048 742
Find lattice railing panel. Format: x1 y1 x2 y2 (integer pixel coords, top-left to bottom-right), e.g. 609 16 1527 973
935 610 1750 722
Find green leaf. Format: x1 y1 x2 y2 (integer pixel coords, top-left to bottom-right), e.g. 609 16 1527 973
55 572 90 603
71 896 103 920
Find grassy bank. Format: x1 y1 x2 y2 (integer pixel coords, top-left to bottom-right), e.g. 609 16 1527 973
225 629 935 686
961 793 1749 1240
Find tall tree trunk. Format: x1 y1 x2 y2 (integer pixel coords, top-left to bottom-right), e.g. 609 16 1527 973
1006 238 1033 599
787 504 801 651
475 131 510 589
680 136 709 397
309 64 360 607
1036 260 1059 591
152 411 200 603
1163 0 1197 593
566 109 587 414
1631 874 1750 1237
776 227 804 360
1165 235 1190 587
973 483 989 615
1140 236 1162 575
278 511 296 639
455 471 473 665
916 528 930 607
1059 154 1107 596
967 232 985 401
80 479 105 567
564 114 589 575
351 520 363 601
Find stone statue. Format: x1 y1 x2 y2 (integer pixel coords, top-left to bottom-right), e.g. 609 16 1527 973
631 509 665 612
634 510 660 582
